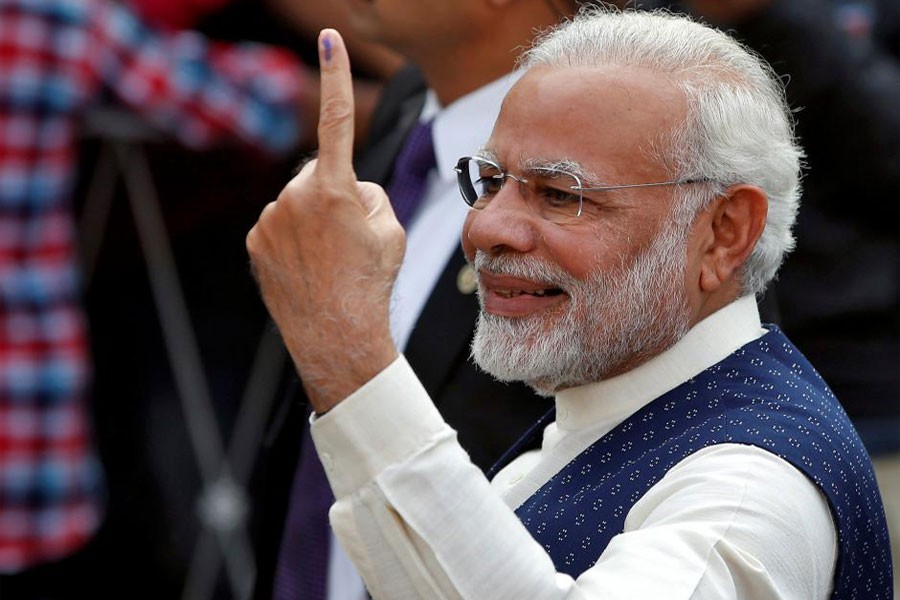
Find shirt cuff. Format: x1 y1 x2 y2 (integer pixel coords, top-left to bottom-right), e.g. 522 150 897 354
310 355 452 497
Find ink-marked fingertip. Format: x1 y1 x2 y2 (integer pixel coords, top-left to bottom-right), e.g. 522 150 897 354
321 31 333 62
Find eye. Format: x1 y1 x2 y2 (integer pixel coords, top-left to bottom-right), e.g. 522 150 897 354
475 172 503 197
533 173 582 208
538 185 581 208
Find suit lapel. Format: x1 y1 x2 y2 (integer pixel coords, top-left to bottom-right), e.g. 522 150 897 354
356 66 428 184
404 249 480 397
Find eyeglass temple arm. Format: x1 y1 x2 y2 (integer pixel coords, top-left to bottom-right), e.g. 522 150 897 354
577 178 710 192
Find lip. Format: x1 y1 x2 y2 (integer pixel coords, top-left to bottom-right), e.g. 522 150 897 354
478 270 568 318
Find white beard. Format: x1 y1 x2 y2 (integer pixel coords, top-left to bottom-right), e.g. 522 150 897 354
470 222 692 396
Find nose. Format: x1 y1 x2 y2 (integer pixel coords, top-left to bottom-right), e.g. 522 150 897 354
461 180 539 261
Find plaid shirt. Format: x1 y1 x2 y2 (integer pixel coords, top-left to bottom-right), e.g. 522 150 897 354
0 0 305 572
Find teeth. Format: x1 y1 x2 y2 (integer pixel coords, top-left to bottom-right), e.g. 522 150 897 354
497 289 548 298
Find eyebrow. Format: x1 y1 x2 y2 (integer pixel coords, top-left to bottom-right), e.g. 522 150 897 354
476 148 607 187
522 157 600 183
475 147 499 163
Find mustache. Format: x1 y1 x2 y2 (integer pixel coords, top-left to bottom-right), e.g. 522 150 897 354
472 251 580 292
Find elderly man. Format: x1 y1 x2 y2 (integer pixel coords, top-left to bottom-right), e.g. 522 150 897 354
247 8 892 599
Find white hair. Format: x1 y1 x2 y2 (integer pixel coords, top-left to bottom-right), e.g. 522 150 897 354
521 6 804 295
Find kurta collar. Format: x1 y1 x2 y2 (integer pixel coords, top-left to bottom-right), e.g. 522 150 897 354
553 296 766 435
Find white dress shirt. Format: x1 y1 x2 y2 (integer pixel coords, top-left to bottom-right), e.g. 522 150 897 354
325 71 524 600
313 296 838 599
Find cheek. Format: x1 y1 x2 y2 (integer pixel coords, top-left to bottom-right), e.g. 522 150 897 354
572 212 678 278
540 225 617 281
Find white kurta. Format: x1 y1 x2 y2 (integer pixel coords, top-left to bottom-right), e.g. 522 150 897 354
313 297 838 599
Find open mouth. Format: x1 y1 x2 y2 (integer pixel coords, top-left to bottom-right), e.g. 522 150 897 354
478 270 569 317
494 288 564 298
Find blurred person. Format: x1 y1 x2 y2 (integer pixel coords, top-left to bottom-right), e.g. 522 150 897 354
45 1 402 596
129 0 405 81
125 0 406 118
177 0 406 137
247 9 892 600
127 0 236 29
0 0 316 597
249 1 593 598
249 0 406 81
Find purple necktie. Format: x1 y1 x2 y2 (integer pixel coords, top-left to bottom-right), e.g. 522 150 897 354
272 420 332 600
386 119 436 227
271 120 436 600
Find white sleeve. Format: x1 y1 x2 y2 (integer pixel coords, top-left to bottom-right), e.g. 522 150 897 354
310 357 836 600
311 357 577 600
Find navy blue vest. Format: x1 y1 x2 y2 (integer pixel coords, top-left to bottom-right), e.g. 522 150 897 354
505 327 892 598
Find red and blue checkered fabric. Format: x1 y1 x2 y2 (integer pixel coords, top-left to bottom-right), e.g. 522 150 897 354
0 0 306 572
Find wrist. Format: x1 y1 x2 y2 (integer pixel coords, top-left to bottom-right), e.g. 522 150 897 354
286 321 399 414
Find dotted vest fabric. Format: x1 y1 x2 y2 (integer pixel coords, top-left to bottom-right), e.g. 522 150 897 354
513 326 892 598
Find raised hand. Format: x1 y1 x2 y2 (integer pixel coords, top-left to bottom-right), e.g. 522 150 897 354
247 29 405 413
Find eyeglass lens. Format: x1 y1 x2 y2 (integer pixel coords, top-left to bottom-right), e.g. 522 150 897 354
456 157 583 222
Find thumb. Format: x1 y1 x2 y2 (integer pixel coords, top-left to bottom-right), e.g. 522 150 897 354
357 181 406 264
357 181 398 224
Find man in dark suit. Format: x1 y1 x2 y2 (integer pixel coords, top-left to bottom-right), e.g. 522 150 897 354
250 2 582 598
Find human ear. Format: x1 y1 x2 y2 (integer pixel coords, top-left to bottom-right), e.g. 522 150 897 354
697 185 768 293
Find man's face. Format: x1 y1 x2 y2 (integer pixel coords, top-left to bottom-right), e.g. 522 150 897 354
461 65 697 394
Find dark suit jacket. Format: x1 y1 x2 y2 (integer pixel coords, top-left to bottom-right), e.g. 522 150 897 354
250 65 552 599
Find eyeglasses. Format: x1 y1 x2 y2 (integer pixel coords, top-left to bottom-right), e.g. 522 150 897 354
455 155 707 223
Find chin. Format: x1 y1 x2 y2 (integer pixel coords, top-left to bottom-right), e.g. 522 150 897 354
472 302 689 398
471 310 588 395
471 218 693 396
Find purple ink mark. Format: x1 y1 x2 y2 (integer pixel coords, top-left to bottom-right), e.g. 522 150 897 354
322 34 332 62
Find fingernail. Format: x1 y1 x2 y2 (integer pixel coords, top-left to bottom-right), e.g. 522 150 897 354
322 33 332 62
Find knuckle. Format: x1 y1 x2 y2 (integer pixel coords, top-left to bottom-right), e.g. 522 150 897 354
258 200 280 222
246 226 261 256
247 201 280 251
296 157 317 176
318 97 353 129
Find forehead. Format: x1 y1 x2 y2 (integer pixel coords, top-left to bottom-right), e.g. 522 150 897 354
487 65 685 178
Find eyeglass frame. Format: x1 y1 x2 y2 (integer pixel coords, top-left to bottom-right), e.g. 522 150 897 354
454 155 710 220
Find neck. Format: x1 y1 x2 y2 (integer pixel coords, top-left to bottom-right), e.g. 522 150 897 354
417 39 520 106
692 284 744 329
412 8 561 106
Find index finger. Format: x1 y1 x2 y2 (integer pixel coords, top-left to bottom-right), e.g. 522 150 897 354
316 29 356 178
